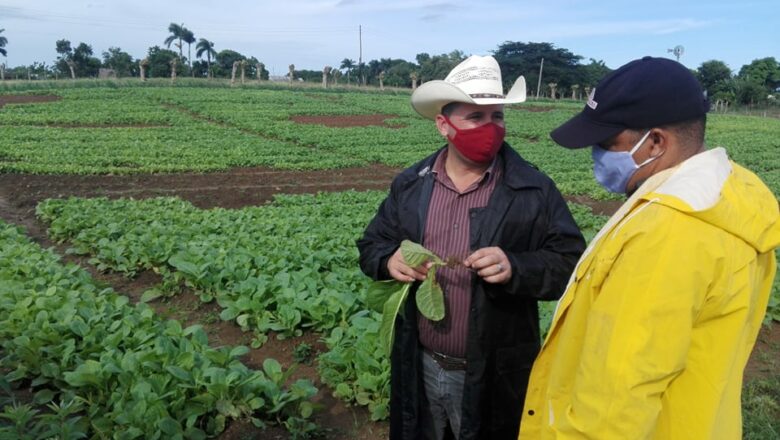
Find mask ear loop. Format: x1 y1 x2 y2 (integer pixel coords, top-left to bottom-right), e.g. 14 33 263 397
442 115 463 136
630 130 664 168
628 130 652 155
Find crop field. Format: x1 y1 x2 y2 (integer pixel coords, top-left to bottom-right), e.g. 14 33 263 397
1 83 778 439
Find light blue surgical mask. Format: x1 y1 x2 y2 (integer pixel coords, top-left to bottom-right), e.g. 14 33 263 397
592 130 661 193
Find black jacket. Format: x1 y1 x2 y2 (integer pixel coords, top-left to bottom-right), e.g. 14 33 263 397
357 144 585 440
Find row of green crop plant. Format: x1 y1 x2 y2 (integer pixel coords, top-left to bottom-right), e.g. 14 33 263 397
0 124 357 174
0 87 365 173
5 86 780 199
34 191 612 419
3 87 779 199
37 193 384 343
0 220 317 439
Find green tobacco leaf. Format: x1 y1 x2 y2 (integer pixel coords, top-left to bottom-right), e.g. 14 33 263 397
416 269 444 321
166 366 192 382
379 283 411 356
366 280 403 313
140 288 163 303
33 388 56 405
229 346 250 359
168 254 200 277
262 359 283 382
63 360 102 387
400 240 442 267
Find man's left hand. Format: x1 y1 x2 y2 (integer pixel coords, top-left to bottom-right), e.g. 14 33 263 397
464 247 512 284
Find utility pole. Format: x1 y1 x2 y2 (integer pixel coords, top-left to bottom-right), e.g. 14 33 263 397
536 58 544 100
358 24 363 86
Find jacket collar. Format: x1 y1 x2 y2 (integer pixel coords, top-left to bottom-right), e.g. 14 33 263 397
415 143 544 190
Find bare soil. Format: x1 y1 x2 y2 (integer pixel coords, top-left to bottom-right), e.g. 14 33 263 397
290 114 404 128
0 94 62 108
744 322 780 381
509 105 555 112
0 163 776 439
564 195 623 216
0 165 400 213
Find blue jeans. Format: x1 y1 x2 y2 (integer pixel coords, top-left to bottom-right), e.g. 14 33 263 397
421 350 467 440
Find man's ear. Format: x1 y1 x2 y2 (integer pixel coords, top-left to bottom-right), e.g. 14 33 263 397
649 128 668 158
435 115 450 138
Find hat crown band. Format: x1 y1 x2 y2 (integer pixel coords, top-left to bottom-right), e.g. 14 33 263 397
469 93 505 99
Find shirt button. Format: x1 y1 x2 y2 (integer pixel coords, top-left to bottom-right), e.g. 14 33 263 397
453 223 459 229
528 410 535 416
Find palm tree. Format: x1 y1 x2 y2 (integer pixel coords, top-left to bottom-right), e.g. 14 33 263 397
340 58 355 85
164 23 185 59
196 39 216 78
182 28 195 71
0 29 7 81
0 28 7 57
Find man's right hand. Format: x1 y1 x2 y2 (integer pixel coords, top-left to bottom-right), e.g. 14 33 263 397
387 247 430 283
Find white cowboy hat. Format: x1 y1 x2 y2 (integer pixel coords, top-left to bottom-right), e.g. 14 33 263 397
411 55 527 120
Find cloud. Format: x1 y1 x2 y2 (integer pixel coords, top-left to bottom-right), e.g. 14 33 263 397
420 13 444 22
421 2 458 10
0 6 40 21
522 18 715 39
331 0 461 13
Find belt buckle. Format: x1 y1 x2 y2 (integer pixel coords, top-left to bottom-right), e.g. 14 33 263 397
427 349 467 371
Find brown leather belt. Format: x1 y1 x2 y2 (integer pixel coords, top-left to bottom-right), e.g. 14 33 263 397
424 348 467 371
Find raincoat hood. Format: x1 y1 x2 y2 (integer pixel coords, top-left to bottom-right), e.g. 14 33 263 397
643 148 780 254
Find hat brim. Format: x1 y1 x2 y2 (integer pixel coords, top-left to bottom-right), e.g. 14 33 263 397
550 112 626 149
411 76 527 120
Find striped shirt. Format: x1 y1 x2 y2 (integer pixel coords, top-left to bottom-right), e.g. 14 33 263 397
418 149 500 358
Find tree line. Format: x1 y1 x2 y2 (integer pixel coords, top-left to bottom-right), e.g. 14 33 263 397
0 25 777 106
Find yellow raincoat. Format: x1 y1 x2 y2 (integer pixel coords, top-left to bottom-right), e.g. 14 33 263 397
519 148 780 439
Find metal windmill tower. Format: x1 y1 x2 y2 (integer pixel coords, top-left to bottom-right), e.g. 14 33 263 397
667 45 685 62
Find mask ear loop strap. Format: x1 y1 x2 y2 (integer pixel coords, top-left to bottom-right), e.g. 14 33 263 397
442 115 463 135
629 130 652 155
630 130 664 168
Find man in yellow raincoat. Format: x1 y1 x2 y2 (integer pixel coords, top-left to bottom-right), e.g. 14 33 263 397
519 56 780 439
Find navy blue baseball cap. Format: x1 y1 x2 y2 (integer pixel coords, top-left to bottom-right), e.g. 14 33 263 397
551 56 710 149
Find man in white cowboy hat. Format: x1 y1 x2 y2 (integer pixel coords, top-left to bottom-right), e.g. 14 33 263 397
358 55 585 439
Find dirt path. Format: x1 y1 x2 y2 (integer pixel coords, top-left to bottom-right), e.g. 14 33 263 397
0 94 62 108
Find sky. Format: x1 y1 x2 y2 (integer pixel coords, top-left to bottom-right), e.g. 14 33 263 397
0 0 778 76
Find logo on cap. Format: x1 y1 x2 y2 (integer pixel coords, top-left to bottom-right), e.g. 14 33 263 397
587 88 598 110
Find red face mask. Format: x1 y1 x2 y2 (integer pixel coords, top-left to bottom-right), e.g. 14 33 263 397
443 116 505 164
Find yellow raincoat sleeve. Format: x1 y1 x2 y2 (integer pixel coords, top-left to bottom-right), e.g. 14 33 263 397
554 210 715 438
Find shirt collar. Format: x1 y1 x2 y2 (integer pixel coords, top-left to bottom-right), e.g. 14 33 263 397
431 148 498 182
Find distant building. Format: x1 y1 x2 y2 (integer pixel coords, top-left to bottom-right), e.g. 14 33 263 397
98 68 117 79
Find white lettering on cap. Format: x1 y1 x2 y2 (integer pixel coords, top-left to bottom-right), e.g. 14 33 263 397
587 88 598 110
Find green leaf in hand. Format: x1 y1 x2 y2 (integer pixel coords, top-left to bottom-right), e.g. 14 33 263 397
379 284 411 355
400 240 442 268
366 280 401 313
416 270 444 321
